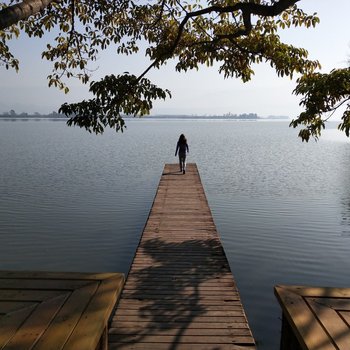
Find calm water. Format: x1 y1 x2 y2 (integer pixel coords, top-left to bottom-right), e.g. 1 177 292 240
0 119 349 349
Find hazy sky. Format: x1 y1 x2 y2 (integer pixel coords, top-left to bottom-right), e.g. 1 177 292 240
0 0 349 117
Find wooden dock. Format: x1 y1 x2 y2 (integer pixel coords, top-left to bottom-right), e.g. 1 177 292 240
109 163 255 350
0 271 124 350
275 284 350 350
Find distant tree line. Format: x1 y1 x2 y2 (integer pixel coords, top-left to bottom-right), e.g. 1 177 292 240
141 113 289 119
0 110 289 120
223 112 258 119
0 110 65 118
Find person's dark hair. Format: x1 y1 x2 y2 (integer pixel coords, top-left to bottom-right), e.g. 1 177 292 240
178 134 187 144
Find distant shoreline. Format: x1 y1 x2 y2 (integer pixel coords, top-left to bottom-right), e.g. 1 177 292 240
138 115 289 120
0 114 290 120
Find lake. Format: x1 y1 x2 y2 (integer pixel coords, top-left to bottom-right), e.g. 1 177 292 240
0 119 349 349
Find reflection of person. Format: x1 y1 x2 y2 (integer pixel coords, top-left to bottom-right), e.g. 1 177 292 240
175 134 189 174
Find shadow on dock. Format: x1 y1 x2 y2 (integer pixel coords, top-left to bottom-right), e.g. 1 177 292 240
109 163 255 349
162 171 184 176
110 237 254 350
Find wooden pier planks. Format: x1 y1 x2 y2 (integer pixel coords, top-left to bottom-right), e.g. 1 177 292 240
109 163 255 350
0 271 124 350
275 285 350 350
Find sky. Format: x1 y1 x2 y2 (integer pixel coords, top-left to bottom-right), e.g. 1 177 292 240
0 0 349 117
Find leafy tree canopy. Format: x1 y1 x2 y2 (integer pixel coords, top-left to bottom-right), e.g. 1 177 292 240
2 0 345 140
290 67 350 141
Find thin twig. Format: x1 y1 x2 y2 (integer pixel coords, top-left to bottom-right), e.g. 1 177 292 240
324 97 350 122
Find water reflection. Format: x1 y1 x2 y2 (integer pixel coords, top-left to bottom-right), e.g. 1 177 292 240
340 148 350 237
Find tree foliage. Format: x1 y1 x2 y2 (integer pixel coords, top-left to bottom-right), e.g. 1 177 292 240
0 0 325 134
290 67 350 141
60 74 171 133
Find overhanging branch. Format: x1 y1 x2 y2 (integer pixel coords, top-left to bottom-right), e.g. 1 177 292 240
138 0 299 81
0 0 59 30
169 0 299 57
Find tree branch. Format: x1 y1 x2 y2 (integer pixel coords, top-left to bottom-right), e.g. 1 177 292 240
325 97 350 121
138 0 299 84
150 0 167 28
168 0 299 58
0 0 59 30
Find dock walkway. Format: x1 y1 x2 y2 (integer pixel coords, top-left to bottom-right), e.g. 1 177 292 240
109 163 255 350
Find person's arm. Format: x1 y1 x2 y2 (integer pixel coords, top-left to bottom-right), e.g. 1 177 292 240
186 144 189 153
175 143 179 156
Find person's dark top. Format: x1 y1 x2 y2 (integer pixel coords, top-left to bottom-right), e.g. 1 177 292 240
175 142 189 157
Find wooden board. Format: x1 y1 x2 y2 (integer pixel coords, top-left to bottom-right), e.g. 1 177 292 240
0 271 124 350
275 284 350 350
110 163 255 349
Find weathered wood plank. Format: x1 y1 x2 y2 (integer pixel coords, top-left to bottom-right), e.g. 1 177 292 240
120 296 242 302
0 301 36 313
0 304 37 348
0 279 92 290
4 293 69 350
0 272 124 350
274 285 350 350
340 311 350 328
32 282 99 349
124 275 235 282
109 327 252 336
63 274 124 350
123 284 236 290
113 315 248 323
110 163 255 349
0 290 66 301
109 343 256 350
120 291 240 297
110 321 251 330
117 300 243 309
109 334 254 344
0 271 117 280
307 298 350 349
116 309 247 317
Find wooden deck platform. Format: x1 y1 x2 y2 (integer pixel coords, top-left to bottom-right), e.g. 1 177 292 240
0 271 124 350
275 284 350 350
109 163 255 350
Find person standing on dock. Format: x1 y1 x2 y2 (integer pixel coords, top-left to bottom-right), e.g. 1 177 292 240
175 134 189 174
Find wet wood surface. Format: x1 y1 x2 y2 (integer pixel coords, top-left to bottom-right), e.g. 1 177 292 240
110 163 255 350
